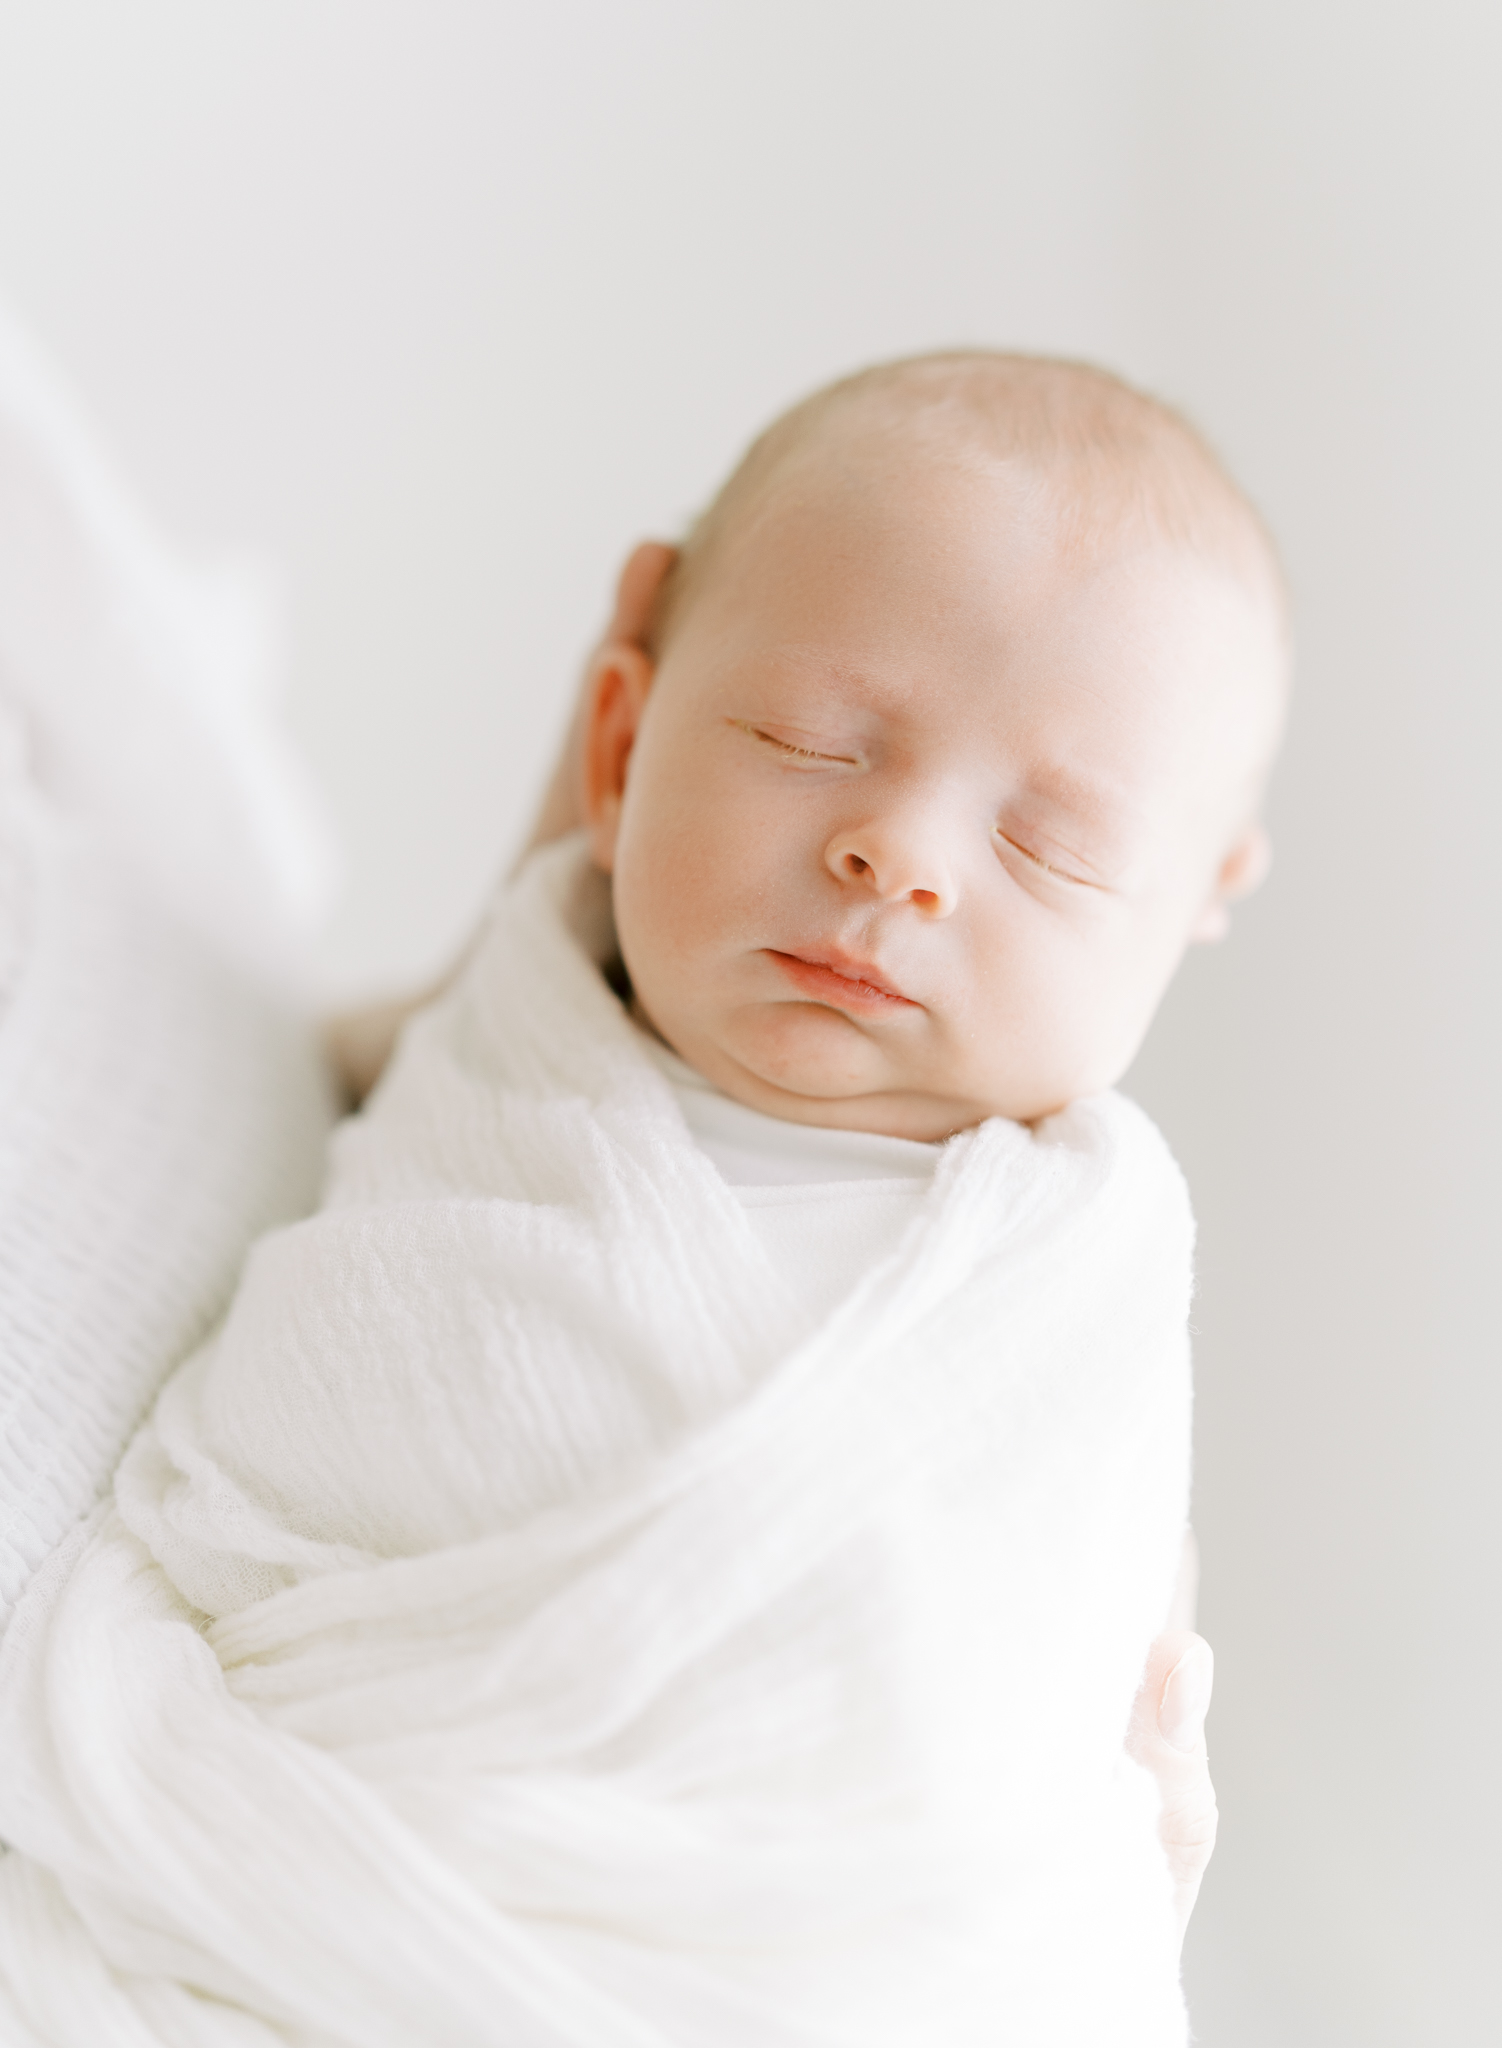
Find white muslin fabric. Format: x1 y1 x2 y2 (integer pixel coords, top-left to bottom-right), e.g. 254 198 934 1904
0 838 1194 2048
641 1033 937 1337
0 303 335 1638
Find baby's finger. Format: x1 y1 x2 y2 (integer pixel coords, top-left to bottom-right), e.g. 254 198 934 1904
1126 1629 1218 1940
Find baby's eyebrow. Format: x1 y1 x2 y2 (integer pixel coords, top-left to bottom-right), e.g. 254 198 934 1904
1012 753 1116 816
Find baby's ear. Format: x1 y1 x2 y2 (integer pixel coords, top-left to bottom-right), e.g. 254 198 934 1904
583 642 655 873
608 541 678 648
1190 823 1273 943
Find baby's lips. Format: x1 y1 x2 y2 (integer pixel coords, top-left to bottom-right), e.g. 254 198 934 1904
765 949 920 1012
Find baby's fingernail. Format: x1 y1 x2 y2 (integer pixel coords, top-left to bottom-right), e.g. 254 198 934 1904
1158 1644 1214 1752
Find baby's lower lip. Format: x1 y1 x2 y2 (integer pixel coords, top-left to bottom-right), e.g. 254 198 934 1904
765 951 918 1013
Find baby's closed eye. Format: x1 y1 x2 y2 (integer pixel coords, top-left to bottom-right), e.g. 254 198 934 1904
993 827 1110 892
732 720 863 767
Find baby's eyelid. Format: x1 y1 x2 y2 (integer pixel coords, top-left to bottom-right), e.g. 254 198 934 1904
994 828 1099 889
736 721 861 766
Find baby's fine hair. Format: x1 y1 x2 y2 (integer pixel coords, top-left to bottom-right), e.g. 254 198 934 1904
653 351 1287 656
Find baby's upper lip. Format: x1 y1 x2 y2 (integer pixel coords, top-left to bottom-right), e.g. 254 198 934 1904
770 945 917 1005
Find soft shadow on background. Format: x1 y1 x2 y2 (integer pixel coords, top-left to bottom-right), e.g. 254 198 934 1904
1 3 1496 2038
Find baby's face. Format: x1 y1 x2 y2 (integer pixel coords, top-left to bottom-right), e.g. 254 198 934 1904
590 458 1280 1138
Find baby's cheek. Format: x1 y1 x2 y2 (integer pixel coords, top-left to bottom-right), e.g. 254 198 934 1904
956 959 1105 1120
612 839 697 985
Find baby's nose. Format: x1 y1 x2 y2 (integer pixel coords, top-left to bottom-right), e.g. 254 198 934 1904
825 817 956 915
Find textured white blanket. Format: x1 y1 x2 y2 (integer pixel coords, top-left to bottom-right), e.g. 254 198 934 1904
0 301 334 1639
0 839 1194 2047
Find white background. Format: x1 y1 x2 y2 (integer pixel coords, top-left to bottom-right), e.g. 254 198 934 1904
1 3 1497 2037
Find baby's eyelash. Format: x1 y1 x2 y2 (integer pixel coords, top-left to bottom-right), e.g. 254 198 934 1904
995 830 1097 888
997 830 1054 873
736 722 859 766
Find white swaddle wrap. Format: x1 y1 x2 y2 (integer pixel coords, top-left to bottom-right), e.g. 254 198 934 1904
0 838 1193 2048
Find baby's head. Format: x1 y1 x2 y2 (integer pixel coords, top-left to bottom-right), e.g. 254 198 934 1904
583 353 1288 1139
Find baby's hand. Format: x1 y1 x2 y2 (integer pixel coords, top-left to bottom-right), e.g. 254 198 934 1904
1126 1630 1218 1947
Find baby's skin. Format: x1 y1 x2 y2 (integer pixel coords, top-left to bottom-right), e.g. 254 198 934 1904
332 353 1287 1944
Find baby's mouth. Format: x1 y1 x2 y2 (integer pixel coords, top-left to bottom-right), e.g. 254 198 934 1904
764 950 919 1014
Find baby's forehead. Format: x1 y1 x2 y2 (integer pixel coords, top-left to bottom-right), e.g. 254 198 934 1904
774 431 1268 608
689 464 1286 824
723 442 1279 669
668 356 1288 659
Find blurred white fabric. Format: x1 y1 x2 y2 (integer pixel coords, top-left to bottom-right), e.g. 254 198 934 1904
0 306 338 982
0 305 336 1632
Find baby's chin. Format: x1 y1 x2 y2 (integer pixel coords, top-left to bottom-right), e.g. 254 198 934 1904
658 1003 1007 1142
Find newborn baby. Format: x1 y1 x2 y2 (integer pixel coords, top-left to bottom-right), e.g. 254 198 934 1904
0 354 1285 2048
